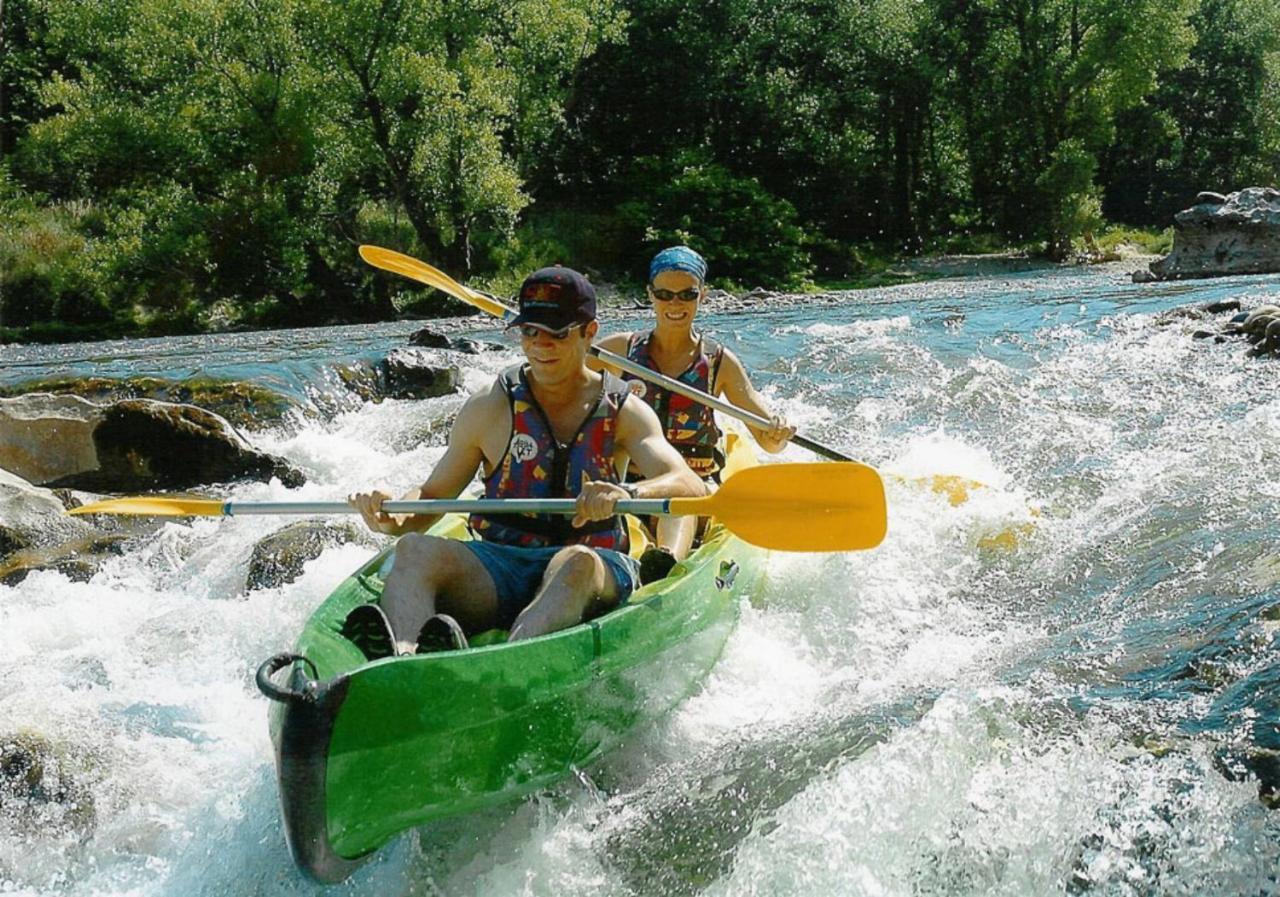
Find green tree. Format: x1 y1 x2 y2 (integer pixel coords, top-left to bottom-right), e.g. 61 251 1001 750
935 0 1197 256
296 0 625 275
1102 0 1280 223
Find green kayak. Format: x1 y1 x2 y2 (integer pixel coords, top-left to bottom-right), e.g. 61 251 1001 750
256 434 768 883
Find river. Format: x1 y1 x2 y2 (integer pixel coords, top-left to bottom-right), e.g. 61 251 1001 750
2 263 1278 896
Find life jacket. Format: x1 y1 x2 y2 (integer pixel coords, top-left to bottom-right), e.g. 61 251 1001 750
624 330 724 478
468 364 630 551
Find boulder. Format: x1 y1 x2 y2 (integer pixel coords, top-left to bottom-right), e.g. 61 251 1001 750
48 399 306 492
1139 186 1280 281
0 468 150 584
0 532 131 587
0 467 90 557
0 377 299 430
408 327 502 353
245 519 373 591
381 349 460 400
1203 299 1242 314
0 731 95 837
0 394 105 485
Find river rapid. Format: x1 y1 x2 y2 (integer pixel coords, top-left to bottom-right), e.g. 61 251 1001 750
2 264 1278 896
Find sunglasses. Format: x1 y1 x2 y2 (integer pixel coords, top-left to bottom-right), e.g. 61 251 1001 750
517 323 581 340
650 287 701 302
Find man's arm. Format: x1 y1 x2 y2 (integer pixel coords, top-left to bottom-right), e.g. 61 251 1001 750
349 385 502 536
572 397 703 527
716 348 795 453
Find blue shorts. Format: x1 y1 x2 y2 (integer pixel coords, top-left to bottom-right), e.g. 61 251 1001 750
460 541 641 629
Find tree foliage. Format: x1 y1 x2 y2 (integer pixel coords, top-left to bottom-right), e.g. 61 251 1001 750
2 0 1278 337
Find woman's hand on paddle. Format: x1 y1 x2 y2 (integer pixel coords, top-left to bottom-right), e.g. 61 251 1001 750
574 475 628 528
756 415 796 453
349 489 401 535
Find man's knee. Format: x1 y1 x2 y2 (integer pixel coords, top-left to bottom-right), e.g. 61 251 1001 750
392 533 462 579
549 544 603 584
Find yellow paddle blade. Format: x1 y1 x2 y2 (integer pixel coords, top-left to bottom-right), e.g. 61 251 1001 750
885 472 989 506
358 245 512 319
68 497 227 517
672 462 887 552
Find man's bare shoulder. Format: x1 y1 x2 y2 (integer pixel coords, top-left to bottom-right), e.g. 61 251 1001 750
452 373 511 432
616 388 664 439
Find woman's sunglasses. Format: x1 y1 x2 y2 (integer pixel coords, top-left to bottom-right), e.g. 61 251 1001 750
650 287 701 302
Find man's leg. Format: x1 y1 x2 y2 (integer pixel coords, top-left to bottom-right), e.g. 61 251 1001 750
654 514 697 560
655 476 712 560
380 533 501 654
508 545 621 641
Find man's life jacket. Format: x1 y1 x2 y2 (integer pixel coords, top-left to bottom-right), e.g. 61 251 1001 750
624 330 724 479
468 364 630 551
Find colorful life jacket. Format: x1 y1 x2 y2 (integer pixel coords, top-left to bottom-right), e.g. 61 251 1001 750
624 330 724 478
469 364 630 551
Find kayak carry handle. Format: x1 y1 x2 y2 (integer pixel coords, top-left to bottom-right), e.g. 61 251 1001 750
256 652 319 705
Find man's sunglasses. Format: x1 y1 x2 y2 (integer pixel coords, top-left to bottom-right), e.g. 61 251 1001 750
650 287 701 302
517 323 582 340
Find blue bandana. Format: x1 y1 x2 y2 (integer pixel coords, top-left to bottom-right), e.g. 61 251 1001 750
648 246 707 284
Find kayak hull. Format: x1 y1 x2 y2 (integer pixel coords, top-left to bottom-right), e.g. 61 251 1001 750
263 436 766 882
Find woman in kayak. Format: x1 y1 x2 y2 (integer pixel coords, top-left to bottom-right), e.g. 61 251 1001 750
594 246 794 576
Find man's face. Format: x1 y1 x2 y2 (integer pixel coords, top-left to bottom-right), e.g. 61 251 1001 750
519 319 599 382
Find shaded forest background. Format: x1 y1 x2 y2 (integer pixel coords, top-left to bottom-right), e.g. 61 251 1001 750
1 0 1278 341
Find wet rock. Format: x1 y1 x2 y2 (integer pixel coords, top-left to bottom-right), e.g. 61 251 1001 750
1215 746 1280 808
332 361 384 404
381 349 460 400
0 469 151 583
1155 306 1207 325
0 731 95 837
1202 299 1242 314
245 519 373 591
49 400 305 492
1140 186 1280 281
0 377 299 430
0 394 104 485
1247 318 1280 357
408 328 502 353
0 467 90 557
0 532 131 586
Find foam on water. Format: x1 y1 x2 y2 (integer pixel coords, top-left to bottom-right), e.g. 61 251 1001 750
3 270 1279 895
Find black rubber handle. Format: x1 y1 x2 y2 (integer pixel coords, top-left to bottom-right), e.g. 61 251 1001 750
255 652 318 704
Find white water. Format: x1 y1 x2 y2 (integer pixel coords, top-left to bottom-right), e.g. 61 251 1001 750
2 267 1279 895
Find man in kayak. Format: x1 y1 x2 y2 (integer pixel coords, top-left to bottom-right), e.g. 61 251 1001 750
344 265 703 657
593 245 795 576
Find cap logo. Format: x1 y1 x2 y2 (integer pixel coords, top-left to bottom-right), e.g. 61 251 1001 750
523 282 562 303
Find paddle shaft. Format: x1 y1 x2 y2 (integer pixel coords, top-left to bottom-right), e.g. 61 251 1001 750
462 288 849 459
458 283 849 460
360 246 852 462
220 499 679 517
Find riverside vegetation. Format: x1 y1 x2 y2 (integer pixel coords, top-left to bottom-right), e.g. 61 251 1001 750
1 0 1278 342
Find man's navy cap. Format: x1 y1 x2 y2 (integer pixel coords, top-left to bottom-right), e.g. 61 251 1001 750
509 266 597 332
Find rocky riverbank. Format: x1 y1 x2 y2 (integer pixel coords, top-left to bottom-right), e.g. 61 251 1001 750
1134 187 1280 282
0 333 476 585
